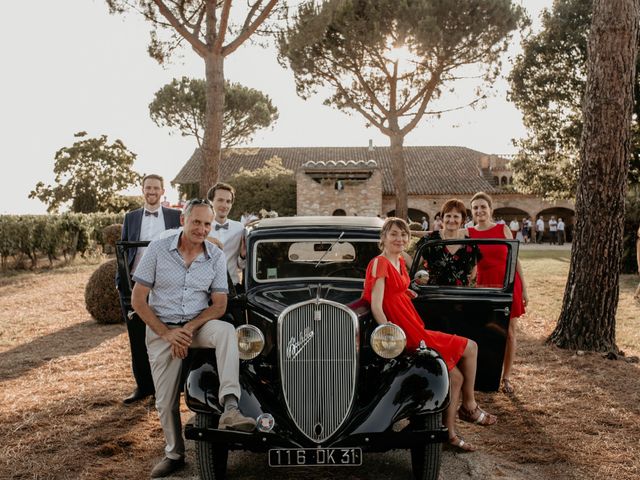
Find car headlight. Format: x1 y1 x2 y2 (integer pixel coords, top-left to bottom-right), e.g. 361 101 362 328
236 325 265 360
370 323 406 359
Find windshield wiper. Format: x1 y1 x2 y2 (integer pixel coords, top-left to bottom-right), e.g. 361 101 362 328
314 232 345 269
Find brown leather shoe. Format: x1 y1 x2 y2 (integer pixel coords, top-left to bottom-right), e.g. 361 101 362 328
150 457 185 478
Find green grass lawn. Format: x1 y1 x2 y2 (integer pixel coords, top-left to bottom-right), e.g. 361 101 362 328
519 247 639 353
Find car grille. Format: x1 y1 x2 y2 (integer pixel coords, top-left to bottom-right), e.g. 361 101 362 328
278 299 358 443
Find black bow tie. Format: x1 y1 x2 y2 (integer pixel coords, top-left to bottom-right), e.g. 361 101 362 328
215 223 229 230
144 210 159 217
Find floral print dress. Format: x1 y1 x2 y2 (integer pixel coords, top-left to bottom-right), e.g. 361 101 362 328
417 231 481 286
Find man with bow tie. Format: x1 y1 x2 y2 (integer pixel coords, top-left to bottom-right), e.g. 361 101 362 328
117 174 182 404
206 182 247 292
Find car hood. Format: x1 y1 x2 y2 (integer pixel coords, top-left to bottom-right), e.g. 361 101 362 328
247 282 365 317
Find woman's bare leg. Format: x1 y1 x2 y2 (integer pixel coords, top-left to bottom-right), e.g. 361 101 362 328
457 339 479 411
445 367 463 440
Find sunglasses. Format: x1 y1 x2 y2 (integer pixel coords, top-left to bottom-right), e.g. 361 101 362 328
186 198 212 207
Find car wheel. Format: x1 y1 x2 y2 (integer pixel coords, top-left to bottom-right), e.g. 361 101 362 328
410 412 442 480
195 413 229 480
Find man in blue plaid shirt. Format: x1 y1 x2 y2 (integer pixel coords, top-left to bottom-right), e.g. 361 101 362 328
132 199 255 478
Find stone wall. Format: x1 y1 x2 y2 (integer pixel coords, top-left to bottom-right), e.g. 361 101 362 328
297 169 382 216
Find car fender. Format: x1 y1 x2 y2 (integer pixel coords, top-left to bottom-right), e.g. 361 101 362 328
349 354 449 435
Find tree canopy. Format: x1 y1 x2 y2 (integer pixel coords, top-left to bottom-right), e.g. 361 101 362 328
149 77 278 148
106 0 283 197
29 132 140 213
278 0 524 219
508 0 640 199
229 156 296 217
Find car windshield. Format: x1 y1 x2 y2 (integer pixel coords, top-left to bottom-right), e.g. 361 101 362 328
253 238 379 281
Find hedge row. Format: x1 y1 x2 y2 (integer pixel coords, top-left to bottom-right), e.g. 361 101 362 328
0 213 124 269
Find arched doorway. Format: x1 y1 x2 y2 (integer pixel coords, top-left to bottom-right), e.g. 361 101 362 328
332 208 347 216
492 207 530 224
536 207 576 242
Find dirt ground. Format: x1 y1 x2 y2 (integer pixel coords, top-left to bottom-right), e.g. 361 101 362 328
0 251 639 480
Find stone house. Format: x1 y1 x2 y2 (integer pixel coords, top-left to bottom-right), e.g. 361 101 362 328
172 146 575 239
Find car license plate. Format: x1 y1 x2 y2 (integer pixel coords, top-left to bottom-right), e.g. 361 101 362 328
268 447 362 467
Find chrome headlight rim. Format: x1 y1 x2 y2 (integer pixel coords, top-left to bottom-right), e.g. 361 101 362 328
236 324 265 360
370 323 406 359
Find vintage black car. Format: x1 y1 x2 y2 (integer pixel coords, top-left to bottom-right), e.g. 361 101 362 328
116 216 518 480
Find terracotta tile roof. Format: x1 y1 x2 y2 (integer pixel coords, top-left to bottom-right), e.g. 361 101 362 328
172 146 500 195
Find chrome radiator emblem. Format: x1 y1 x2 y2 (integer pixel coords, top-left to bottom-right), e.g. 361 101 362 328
286 327 314 360
278 299 359 443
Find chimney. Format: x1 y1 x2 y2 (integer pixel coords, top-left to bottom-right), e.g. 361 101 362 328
368 139 374 151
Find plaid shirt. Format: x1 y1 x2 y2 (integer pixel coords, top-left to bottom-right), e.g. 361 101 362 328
132 231 228 324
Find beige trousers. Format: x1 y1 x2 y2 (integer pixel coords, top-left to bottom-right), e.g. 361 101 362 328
146 320 240 460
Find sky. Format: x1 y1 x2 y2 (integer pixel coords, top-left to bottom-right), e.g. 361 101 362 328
1 0 553 214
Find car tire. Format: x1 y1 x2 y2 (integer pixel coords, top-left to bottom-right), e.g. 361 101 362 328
410 412 442 480
195 413 229 480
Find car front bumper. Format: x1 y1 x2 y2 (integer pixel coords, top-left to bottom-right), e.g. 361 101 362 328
184 421 448 452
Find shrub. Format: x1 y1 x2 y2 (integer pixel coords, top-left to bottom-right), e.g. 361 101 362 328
102 224 123 254
85 259 122 324
409 222 423 231
229 156 296 218
0 212 127 270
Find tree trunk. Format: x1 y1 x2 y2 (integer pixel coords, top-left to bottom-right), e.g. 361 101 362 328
389 131 408 221
550 0 639 352
200 51 225 198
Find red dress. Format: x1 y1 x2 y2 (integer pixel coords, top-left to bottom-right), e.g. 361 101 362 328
468 224 526 319
363 255 467 371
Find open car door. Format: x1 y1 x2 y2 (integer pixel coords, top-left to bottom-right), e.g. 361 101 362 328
409 238 519 392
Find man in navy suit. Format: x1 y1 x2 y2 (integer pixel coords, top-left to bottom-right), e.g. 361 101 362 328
117 174 182 404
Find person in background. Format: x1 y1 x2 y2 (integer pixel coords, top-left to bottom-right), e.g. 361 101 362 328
240 211 259 226
432 213 443 231
466 192 528 395
421 216 429 231
522 217 531 244
536 216 545 244
509 218 520 240
131 199 256 478
557 218 566 245
548 216 558 245
207 183 247 293
464 216 474 228
364 217 496 452
117 174 181 405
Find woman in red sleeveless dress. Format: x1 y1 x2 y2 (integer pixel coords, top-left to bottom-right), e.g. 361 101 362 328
467 192 528 395
363 218 496 452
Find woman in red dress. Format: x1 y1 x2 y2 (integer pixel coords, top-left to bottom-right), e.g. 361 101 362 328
363 218 496 452
466 192 529 395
